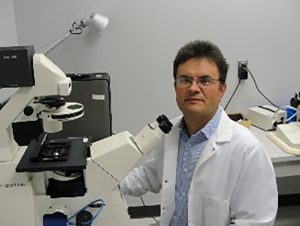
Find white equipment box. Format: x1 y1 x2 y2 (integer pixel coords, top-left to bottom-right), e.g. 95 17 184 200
247 105 285 131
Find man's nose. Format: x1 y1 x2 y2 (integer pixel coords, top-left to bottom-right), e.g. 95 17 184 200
188 80 201 90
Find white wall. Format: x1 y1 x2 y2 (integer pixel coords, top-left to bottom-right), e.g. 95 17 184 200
12 0 300 134
0 0 18 46
0 0 19 102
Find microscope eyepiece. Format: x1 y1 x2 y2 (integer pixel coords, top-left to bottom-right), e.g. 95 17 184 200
156 115 173 134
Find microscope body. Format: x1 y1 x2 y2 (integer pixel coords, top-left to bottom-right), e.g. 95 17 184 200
0 47 172 226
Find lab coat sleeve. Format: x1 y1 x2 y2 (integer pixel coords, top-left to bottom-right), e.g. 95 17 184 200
119 147 163 196
229 142 278 226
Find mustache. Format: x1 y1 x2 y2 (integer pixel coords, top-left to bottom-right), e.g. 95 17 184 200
185 94 204 100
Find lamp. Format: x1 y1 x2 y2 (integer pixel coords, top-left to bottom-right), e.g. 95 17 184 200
42 12 109 55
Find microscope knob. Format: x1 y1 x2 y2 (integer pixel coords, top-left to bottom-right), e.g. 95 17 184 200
23 106 34 116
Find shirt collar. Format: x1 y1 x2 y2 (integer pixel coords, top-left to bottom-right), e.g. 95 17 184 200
179 107 222 140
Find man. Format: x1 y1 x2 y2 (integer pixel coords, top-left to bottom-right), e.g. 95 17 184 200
120 40 278 226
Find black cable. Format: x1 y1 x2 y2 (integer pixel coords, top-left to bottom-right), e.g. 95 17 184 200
244 67 281 109
139 196 159 223
224 79 242 111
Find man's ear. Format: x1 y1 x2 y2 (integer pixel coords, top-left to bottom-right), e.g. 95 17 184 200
219 83 227 97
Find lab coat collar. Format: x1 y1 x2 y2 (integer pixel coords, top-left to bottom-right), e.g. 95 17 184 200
214 108 233 143
172 108 233 144
165 109 233 180
165 109 233 174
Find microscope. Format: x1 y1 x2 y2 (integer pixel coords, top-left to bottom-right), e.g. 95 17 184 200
0 46 172 226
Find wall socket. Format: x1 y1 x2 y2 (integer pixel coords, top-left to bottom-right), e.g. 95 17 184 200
238 60 248 80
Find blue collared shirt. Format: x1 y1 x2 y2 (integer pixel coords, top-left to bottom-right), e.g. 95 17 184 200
169 107 222 226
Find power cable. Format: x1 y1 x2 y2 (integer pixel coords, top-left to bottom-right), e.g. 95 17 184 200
224 79 242 110
244 67 281 109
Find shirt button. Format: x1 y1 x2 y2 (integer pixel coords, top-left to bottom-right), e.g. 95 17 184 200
164 180 168 183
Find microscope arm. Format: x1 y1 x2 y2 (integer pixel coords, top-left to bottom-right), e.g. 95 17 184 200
0 54 71 161
90 116 172 183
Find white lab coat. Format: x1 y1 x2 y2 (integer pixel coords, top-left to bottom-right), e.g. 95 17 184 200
121 110 278 226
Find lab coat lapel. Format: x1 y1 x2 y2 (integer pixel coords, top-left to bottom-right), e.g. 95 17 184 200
164 122 180 189
161 119 180 222
194 111 232 172
195 138 217 171
164 117 181 175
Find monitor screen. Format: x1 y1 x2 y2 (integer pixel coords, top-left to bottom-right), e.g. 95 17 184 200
0 45 35 88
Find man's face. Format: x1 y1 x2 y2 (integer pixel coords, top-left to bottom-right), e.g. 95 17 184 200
175 57 227 121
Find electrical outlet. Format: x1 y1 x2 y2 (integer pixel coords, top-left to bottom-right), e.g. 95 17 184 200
238 60 248 80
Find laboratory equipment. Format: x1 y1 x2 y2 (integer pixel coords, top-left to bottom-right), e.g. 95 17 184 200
267 122 300 155
0 46 173 225
0 45 35 87
247 105 285 130
13 72 112 145
267 93 300 155
267 92 300 155
53 73 112 142
286 106 298 123
290 91 300 120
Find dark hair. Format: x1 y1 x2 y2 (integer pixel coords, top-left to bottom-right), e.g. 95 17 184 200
173 40 229 84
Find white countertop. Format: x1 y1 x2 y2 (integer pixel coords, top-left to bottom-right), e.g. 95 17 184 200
250 126 300 177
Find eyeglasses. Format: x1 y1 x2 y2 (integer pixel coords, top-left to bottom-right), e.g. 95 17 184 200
176 75 220 88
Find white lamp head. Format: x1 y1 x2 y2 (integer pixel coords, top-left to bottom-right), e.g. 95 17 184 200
83 13 109 33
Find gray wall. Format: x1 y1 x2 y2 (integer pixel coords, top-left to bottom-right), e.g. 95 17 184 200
0 0 18 46
0 0 19 102
12 0 300 134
